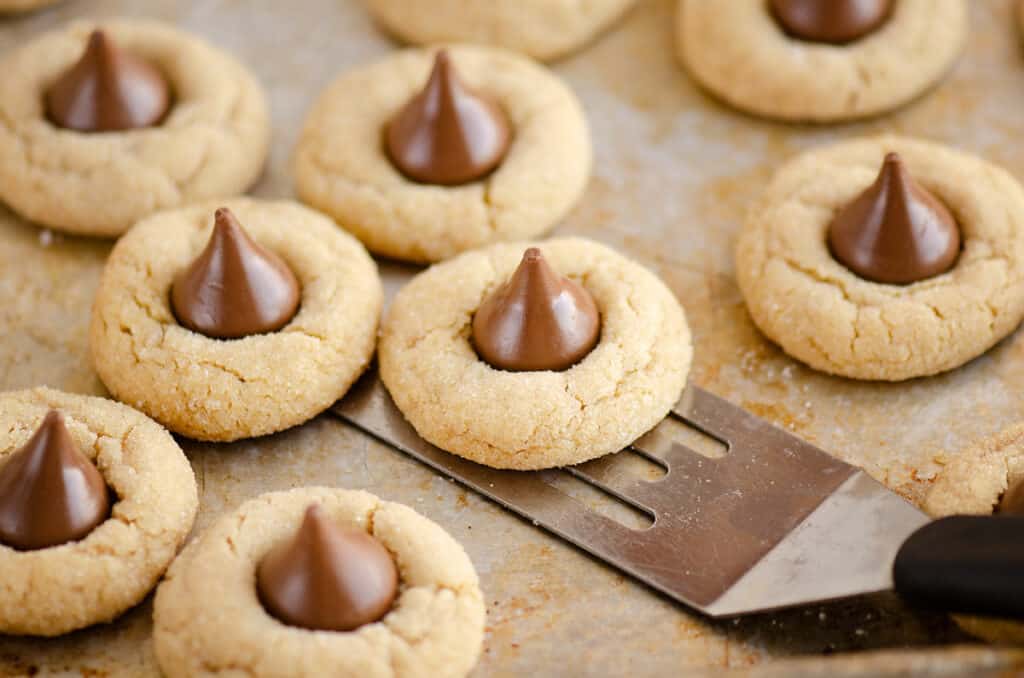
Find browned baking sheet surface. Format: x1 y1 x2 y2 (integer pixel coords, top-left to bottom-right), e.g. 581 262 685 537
3 0 1024 676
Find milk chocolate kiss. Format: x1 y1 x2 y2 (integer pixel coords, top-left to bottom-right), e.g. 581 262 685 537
0 411 110 551
472 248 601 372
171 208 301 340
45 29 171 132
385 50 511 186
770 0 893 44
257 505 399 632
828 153 960 285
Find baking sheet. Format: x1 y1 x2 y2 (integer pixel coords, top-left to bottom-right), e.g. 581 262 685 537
3 0 1024 675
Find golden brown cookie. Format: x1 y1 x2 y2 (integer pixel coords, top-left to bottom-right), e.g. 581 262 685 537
153 487 485 678
0 19 270 237
294 45 591 263
736 136 1024 381
0 387 197 637
90 199 383 442
362 0 637 62
379 238 692 470
677 0 967 122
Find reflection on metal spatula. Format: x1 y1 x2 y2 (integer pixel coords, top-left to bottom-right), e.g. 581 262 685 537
331 372 1024 620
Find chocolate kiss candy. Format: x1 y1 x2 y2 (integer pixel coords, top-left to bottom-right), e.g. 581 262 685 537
770 0 893 44
257 504 399 632
46 29 171 132
472 248 601 372
828 153 960 285
385 50 512 186
999 480 1024 515
171 208 301 340
0 411 110 551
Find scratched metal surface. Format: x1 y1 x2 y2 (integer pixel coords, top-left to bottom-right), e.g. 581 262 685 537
2 0 1024 676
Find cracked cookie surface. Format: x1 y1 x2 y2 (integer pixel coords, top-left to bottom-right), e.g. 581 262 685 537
0 19 270 237
361 0 636 62
924 425 1024 645
677 0 966 122
293 45 591 264
736 136 1024 382
379 238 692 470
89 198 383 442
0 387 197 637
153 487 485 678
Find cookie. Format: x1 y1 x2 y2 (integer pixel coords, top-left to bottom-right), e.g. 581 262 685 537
294 45 591 264
924 425 1024 645
90 198 383 442
676 0 967 122
153 487 485 678
0 0 60 12
0 387 197 637
0 19 270 237
361 0 636 62
379 238 692 470
736 136 1024 381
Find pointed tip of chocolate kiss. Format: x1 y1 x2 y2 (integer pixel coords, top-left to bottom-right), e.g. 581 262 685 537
770 0 893 44
212 206 244 239
86 28 108 53
170 208 301 340
472 247 601 372
45 27 171 133
0 410 110 551
385 49 511 186
433 48 451 69
300 503 329 535
827 152 960 286
40 408 63 428
256 503 399 632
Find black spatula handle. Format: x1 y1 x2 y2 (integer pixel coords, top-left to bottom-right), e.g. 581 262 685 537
893 515 1024 619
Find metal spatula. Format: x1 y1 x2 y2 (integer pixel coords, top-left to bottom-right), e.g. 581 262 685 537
332 372 1024 619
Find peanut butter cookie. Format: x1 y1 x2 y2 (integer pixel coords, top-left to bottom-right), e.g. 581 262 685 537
379 238 692 470
677 0 966 122
736 136 1024 381
153 487 485 678
362 0 636 62
0 387 197 637
294 45 591 263
0 19 270 237
90 199 382 442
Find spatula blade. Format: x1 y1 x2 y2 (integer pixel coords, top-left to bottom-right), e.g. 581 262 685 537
331 370 929 617
705 470 929 617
